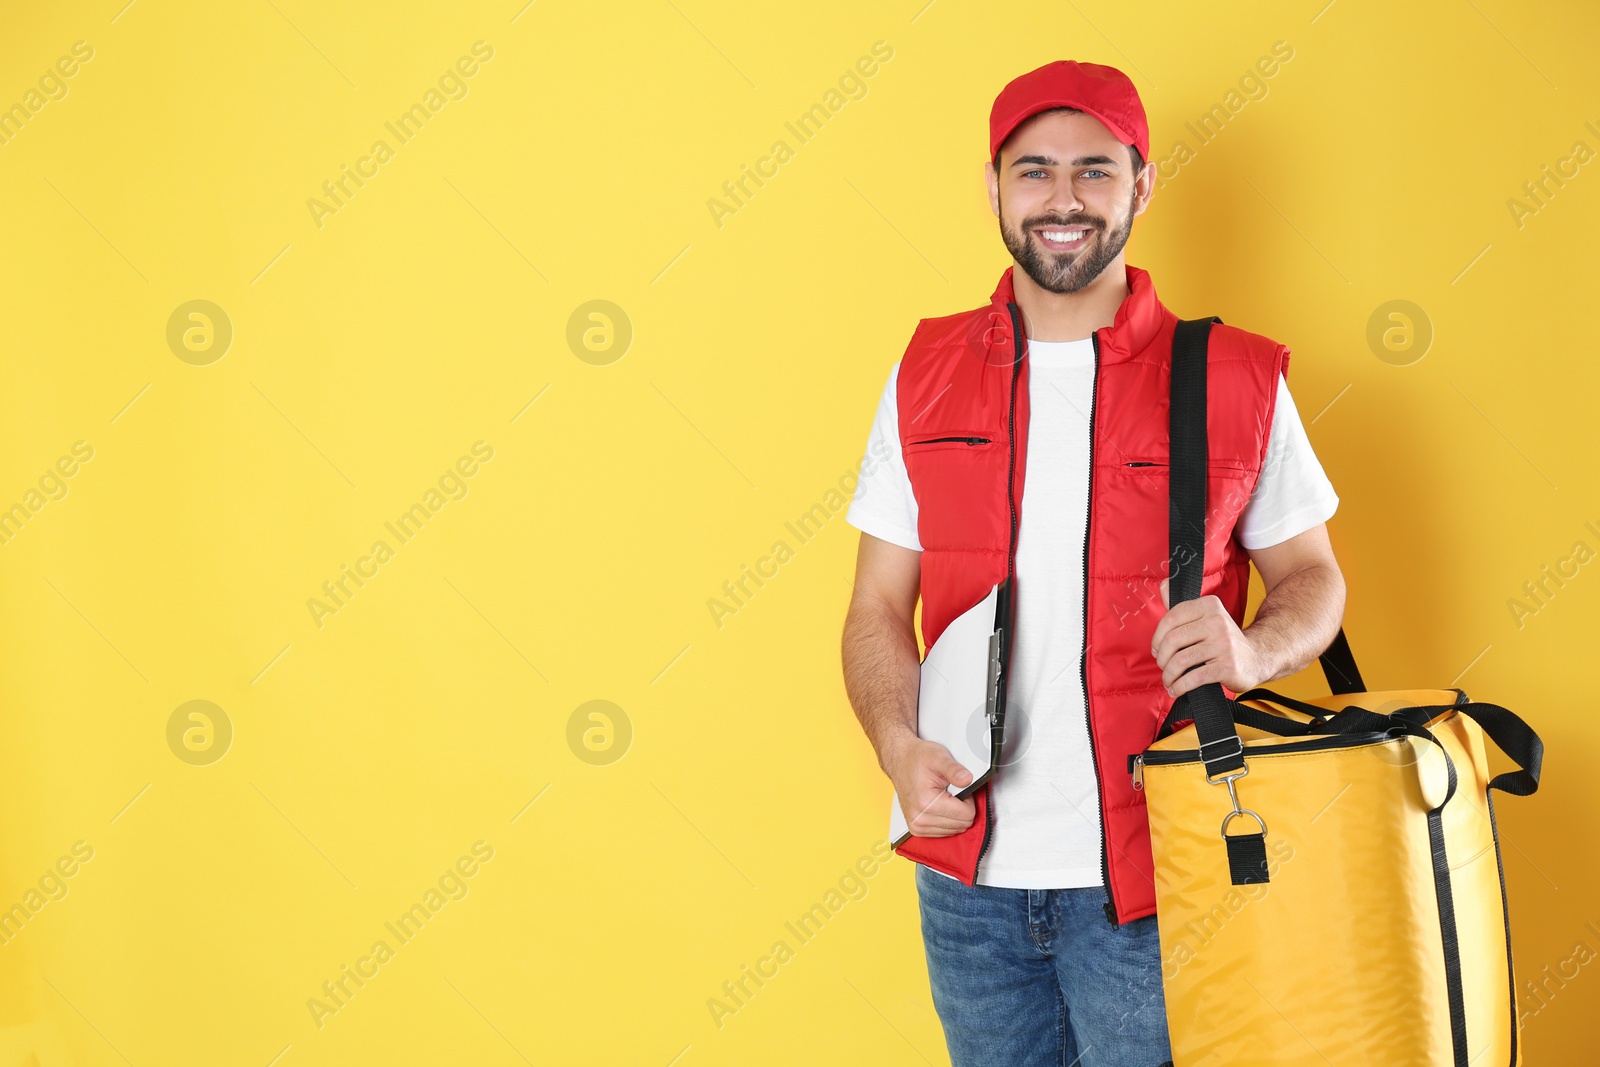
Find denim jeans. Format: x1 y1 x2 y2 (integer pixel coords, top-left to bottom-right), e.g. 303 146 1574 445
915 863 1174 1067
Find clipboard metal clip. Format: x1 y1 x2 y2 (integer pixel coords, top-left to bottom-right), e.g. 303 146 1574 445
986 629 1005 729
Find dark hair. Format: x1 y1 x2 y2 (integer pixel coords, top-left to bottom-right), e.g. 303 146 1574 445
993 106 1145 175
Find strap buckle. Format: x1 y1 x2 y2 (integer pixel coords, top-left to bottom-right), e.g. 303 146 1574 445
1199 734 1247 784
1198 734 1243 758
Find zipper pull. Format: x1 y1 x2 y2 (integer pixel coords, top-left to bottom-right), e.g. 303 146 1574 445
1131 754 1144 791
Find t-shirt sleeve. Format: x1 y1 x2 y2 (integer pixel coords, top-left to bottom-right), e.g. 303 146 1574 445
1237 373 1339 551
845 362 923 552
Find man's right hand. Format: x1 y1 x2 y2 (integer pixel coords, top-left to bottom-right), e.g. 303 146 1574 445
843 532 977 837
883 735 977 837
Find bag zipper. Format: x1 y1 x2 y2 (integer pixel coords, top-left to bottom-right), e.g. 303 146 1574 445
973 307 1027 880
1129 730 1399 784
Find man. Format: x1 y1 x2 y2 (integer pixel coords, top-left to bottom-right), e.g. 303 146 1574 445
839 61 1347 1066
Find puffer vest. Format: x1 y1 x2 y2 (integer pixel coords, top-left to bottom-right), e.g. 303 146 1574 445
893 263 1288 925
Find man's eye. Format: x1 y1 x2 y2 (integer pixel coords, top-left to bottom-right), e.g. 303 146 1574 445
1082 169 1109 179
1023 169 1047 178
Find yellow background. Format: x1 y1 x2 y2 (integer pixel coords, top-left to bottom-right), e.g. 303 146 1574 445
0 0 1594 1063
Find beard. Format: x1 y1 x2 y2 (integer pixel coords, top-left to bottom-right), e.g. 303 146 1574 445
999 183 1137 294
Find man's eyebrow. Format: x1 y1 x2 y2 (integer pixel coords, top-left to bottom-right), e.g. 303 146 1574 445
1010 154 1120 168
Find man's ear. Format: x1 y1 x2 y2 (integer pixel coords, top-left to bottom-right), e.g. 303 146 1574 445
986 159 1001 218
1132 160 1155 219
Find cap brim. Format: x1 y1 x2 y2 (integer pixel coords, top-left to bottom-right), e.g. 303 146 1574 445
993 100 1138 159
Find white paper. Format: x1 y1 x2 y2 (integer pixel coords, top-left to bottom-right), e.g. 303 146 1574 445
889 584 1000 844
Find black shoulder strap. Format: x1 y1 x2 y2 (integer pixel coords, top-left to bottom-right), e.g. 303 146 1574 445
1167 318 1245 775
1319 626 1365 694
1165 318 1367 766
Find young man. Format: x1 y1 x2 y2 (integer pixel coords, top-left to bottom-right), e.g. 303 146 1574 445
840 61 1347 1066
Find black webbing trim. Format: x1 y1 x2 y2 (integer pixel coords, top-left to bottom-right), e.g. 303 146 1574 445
1386 717 1467 1066
1414 699 1541 1067
1225 831 1270 885
1429 804 1470 1066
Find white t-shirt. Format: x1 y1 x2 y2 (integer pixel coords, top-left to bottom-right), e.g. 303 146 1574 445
848 338 1339 889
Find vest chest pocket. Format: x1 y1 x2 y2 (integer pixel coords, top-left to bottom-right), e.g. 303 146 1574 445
1107 459 1262 537
1107 458 1261 516
904 433 995 454
903 434 1001 532
1111 458 1255 475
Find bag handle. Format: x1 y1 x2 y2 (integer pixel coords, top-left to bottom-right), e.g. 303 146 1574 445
1446 701 1544 796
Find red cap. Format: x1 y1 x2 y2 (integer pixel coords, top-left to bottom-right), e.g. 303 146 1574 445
989 60 1149 164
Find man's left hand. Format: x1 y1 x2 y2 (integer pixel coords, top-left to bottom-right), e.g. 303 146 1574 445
1153 576 1267 698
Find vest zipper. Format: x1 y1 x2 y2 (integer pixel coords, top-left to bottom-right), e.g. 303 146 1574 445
910 436 993 445
973 306 1028 881
1004 307 1024 589
1085 330 1117 926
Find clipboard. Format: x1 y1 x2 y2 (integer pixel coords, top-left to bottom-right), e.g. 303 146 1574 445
888 579 1012 847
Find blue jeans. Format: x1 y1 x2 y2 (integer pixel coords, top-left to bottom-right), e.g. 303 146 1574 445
915 863 1173 1067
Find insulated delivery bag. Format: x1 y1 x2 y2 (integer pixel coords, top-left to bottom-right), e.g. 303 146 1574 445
1137 318 1545 1066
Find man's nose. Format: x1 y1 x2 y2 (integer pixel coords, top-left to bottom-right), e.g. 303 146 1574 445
1042 176 1087 218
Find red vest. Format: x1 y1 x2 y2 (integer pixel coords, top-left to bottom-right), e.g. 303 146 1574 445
893 263 1288 925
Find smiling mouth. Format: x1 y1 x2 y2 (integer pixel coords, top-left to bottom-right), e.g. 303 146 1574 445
1035 226 1093 251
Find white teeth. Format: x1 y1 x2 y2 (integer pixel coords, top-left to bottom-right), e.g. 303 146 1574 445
1041 229 1087 242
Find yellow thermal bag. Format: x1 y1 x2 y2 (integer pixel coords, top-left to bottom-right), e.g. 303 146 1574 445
1137 319 1545 1066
